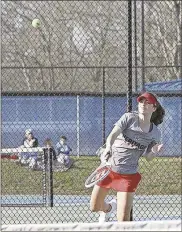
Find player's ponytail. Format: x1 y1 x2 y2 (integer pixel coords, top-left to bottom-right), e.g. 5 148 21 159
151 101 165 126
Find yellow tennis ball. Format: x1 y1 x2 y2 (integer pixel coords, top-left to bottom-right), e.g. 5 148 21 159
32 19 41 28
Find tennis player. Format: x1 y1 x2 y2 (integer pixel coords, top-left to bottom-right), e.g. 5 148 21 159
90 92 165 222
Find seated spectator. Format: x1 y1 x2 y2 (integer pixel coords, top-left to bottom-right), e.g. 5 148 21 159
17 129 39 168
22 129 38 148
56 136 72 166
44 138 57 164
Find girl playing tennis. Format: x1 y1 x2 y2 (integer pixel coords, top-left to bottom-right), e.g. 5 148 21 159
90 92 165 222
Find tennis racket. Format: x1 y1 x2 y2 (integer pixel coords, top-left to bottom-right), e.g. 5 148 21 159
85 145 112 188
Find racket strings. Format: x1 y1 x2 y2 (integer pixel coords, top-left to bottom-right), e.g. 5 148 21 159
89 166 110 184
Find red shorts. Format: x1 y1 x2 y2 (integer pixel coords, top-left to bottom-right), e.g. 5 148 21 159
97 170 141 192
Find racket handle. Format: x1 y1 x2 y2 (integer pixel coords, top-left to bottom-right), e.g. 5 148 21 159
105 150 112 162
100 151 111 165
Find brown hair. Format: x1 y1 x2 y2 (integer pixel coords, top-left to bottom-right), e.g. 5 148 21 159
148 93 165 126
60 136 67 140
151 102 165 126
44 138 52 146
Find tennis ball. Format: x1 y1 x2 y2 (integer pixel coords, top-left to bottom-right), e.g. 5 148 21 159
32 19 41 28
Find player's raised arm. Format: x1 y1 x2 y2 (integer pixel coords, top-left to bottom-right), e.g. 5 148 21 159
102 126 122 162
102 113 130 162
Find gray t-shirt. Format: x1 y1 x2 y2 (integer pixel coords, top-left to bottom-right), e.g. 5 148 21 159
109 111 161 174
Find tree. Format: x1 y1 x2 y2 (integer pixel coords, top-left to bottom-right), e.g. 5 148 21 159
143 1 181 81
2 1 181 93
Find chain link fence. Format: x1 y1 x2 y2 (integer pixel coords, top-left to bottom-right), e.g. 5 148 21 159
1 0 181 224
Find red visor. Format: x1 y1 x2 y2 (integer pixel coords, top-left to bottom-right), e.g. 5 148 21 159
137 92 157 104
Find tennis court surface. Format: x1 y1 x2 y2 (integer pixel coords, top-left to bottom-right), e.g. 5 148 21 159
1 195 181 225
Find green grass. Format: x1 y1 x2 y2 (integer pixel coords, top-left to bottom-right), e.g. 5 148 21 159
1 156 181 195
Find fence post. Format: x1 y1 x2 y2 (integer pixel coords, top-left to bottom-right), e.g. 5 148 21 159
134 0 138 92
76 95 80 157
180 1 182 78
48 147 53 207
42 148 47 206
141 0 145 91
127 0 133 113
128 0 133 221
102 67 106 145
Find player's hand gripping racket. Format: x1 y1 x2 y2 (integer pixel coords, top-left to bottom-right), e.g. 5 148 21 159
85 145 111 188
